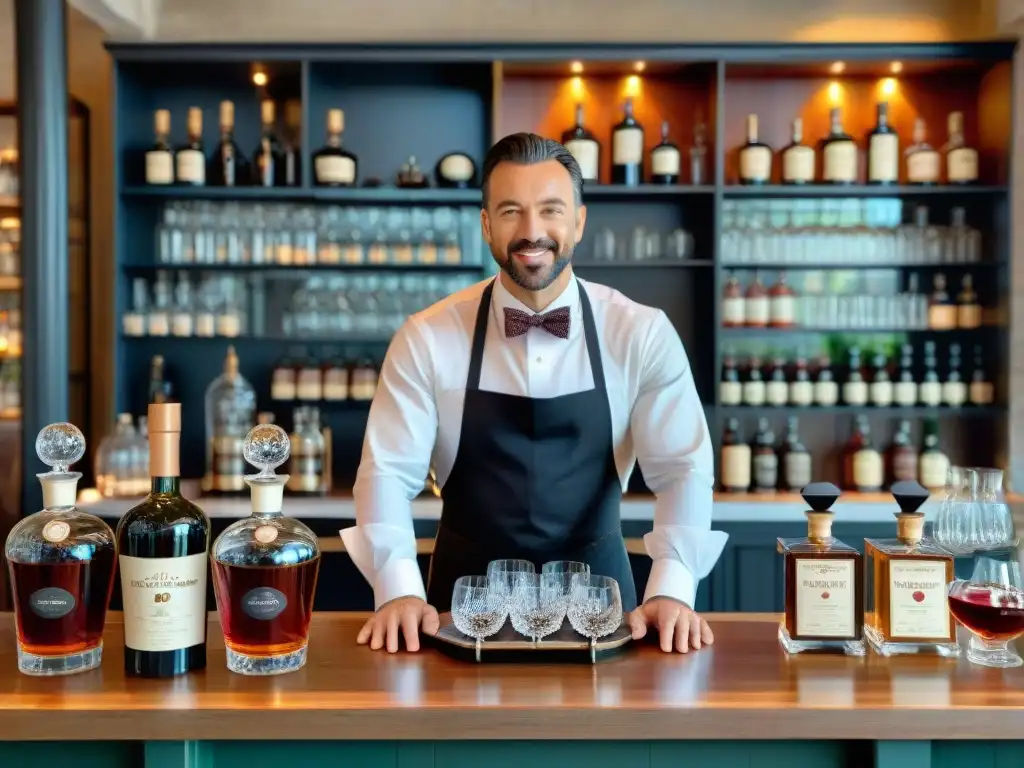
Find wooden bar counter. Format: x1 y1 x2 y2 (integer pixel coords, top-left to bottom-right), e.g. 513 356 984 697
0 612 1022 768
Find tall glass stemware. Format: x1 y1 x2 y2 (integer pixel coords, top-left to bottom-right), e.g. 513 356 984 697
947 555 1024 668
568 574 624 663
450 575 507 662
486 559 535 611
542 560 590 610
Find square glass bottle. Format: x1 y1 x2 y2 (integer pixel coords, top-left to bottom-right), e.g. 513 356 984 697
864 480 958 657
778 482 865 656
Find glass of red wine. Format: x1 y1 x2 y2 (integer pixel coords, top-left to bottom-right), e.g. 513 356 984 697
947 555 1024 668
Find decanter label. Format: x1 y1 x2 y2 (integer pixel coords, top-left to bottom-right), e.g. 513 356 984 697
795 559 855 638
241 587 289 621
120 553 208 652
29 587 77 619
254 525 279 544
564 139 599 181
42 520 71 544
889 559 950 639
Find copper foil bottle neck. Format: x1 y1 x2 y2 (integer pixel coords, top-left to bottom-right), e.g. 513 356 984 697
148 402 181 478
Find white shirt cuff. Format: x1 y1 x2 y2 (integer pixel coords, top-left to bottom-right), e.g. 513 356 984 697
373 557 427 610
642 558 697 609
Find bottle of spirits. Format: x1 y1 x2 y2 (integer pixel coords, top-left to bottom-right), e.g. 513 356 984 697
969 345 994 406
781 117 814 184
145 109 175 185
719 351 742 406
863 480 958 657
611 97 644 185
842 346 868 407
844 415 882 492
313 109 358 187
942 343 967 408
322 356 349 402
768 272 796 328
893 344 917 407
866 102 899 185
737 114 771 185
435 152 477 189
766 355 789 407
271 356 297 402
252 99 284 187
956 274 981 329
720 418 751 493
649 121 680 185
942 111 979 184
395 156 430 189
752 418 778 492
780 417 811 492
209 100 248 187
175 107 205 187
778 482 865 655
927 273 957 330
5 423 116 676
744 271 769 327
949 207 982 263
887 420 918 486
918 420 949 491
281 99 302 187
789 353 814 407
869 351 893 407
813 355 839 406
350 359 379 401
722 272 745 327
689 115 708 185
203 346 257 496
118 403 210 677
561 103 600 184
742 356 766 407
287 407 328 496
171 273 194 338
904 118 940 185
821 107 858 184
211 424 321 675
296 354 323 402
919 342 942 407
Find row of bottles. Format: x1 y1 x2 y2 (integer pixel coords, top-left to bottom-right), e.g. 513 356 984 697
123 273 248 338
720 342 993 408
738 106 978 185
720 417 949 493
271 353 378 403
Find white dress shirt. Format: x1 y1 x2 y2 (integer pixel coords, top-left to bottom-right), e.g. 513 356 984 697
341 272 728 610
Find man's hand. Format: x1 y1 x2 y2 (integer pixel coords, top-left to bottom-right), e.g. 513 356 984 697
627 597 714 653
356 596 440 653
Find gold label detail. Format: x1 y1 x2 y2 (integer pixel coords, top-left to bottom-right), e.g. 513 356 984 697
42 520 71 544
254 525 279 544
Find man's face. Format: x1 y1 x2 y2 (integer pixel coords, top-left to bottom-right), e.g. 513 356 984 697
481 160 586 292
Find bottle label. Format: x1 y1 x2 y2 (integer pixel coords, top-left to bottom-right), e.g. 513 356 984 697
742 380 765 406
753 452 778 488
853 449 883 489
241 587 289 621
919 381 942 406
120 553 208 652
719 380 742 405
942 381 967 407
271 376 297 401
892 450 918 482
789 381 813 406
870 380 893 407
928 305 958 330
316 156 356 184
842 381 868 406
907 150 940 183
868 134 899 182
769 295 795 325
323 375 350 401
42 520 71 544
216 314 240 337
565 139 599 181
795 559 855 638
721 444 751 489
145 151 174 185
894 381 918 406
29 587 77 619
122 313 146 337
745 296 769 325
171 313 193 337
176 149 205 184
722 297 745 325
889 559 951 640
782 146 814 183
651 146 680 177
920 452 949 489
814 380 839 406
739 146 771 182
147 312 170 337
957 304 981 329
970 381 994 405
947 148 978 183
195 313 216 337
784 452 812 489
612 128 644 165
437 154 475 183
823 141 857 182
766 381 789 406
297 376 323 401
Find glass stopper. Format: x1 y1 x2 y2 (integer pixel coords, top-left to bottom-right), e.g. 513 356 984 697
35 422 86 474
243 423 290 479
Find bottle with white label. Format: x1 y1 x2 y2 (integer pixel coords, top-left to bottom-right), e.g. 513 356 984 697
296 357 323 402
147 272 172 337
956 274 981 329
611 98 644 186
171 273 194 338
869 352 894 407
719 352 742 406
942 343 967 407
781 118 814 184
789 355 814 406
813 355 839 406
742 357 766 407
145 109 175 185
766 356 789 407
720 418 751 493
123 277 149 337
866 102 899 185
744 272 769 327
918 420 949 491
752 418 779 491
904 118 940 185
842 347 868 407
887 420 918 486
271 357 297 402
175 107 205 187
322 357 350 402
117 402 211 677
649 121 681 185
769 272 796 327
918 342 942 407
780 417 812 491
942 112 979 185
821 107 858 184
969 345 994 406
893 344 918 407
927 273 957 330
722 272 745 327
845 415 883 492
738 114 772 185
313 109 358 188
561 103 601 184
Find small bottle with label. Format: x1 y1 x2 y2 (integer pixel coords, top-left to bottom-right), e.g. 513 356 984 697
649 121 680 185
270 356 297 402
123 278 149 337
927 274 957 330
942 111 979 185
942 343 967 407
863 480 958 657
322 357 349 402
752 418 778 492
918 420 949 491
956 274 981 329
844 415 882 492
778 482 866 656
722 272 745 327
744 272 769 327
296 356 323 402
742 357 766 407
813 355 839 406
866 102 899 185
738 114 772 185
175 107 205 187
611 97 644 186
766 356 789 407
287 407 328 497
560 103 600 184
887 420 918 486
170 273 194 338
969 345 994 406
904 118 940 185
145 109 175 185
820 107 857 185
780 417 812 492
719 352 742 406
893 344 917 407
781 117 814 184
313 109 358 188
842 347 868 407
918 342 942 407
721 418 751 493
350 360 379 401
769 272 796 328
869 351 893 407
147 272 172 337
789 354 814 407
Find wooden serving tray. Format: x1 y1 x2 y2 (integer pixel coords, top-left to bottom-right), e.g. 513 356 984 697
427 613 633 664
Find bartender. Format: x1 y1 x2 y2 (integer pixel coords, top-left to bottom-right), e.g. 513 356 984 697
341 132 727 655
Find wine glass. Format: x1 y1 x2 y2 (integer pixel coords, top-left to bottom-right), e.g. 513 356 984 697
486 559 535 610
947 555 1024 668
450 575 507 663
509 573 567 645
567 574 624 663
542 560 590 610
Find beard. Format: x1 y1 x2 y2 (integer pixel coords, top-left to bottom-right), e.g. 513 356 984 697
492 237 574 292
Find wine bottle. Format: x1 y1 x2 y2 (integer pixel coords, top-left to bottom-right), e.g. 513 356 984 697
738 114 771 185
209 100 248 187
821 107 857 184
781 118 814 184
561 103 600 184
117 403 210 677
313 109 358 187
611 97 644 185
252 99 284 187
175 107 205 187
649 121 681 185
867 102 899 185
145 109 174 185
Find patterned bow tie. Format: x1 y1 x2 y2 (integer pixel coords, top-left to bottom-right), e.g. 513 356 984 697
503 306 571 339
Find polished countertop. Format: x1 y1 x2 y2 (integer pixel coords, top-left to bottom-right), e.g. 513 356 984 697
0 612 1021 741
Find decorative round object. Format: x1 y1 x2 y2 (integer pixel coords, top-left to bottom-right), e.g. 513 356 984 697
35 423 86 473
243 424 291 477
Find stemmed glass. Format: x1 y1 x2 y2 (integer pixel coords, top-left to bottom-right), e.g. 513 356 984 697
486 559 535 611
568 574 624 663
947 555 1024 668
542 560 590 610
450 575 507 662
509 573 566 645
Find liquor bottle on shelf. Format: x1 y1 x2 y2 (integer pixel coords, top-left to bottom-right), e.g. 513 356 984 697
869 351 893 407
287 406 330 497
942 343 967 408
780 417 811 492
175 107 205 187
942 111 979 185
768 272 796 328
887 420 918 486
820 107 857 185
863 480 958 657
5 423 116 676
813 355 839 407
145 109 174 185
252 99 284 188
209 101 248 187
904 118 940 185
927 274 957 330
281 99 302 187
778 482 865 656
843 415 882 493
737 114 771 185
720 418 751 493
323 356 349 402
919 342 942 407
118 402 210 677
649 121 680 185
918 420 949 491
752 418 778 492
842 347 868 407
789 354 814 407
722 272 745 327
203 346 257 496
720 351 742 406
956 274 981 329
969 345 994 406
561 103 600 184
313 109 358 188
742 356 766 407
781 117 814 185
766 356 789 407
866 102 899 185
744 272 769 327
611 97 644 185
271 356 297 402
689 115 708 185
949 208 981 263
147 271 171 337
350 359 379 401
395 156 430 189
435 152 478 189
893 344 917 407
296 354 323 402
211 424 321 675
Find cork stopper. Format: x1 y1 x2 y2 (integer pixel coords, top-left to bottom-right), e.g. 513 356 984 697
327 109 344 134
948 111 963 135
746 114 759 141
220 100 235 130
806 511 835 542
892 479 930 545
154 109 171 135
187 107 203 136
896 513 926 544
261 99 275 126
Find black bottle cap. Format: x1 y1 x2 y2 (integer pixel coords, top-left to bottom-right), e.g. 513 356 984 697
891 480 930 514
801 482 841 512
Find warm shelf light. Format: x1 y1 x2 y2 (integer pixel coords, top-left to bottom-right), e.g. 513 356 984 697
827 81 842 103
624 75 641 98
881 77 897 96
252 71 268 86
570 61 584 74
890 61 903 74
829 61 845 74
634 61 646 73
570 76 585 100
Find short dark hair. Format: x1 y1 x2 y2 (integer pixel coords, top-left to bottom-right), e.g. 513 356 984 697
481 132 583 208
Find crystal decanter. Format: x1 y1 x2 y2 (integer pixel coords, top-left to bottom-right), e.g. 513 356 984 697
211 424 321 675
5 423 117 675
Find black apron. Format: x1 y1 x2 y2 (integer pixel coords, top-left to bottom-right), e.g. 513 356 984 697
426 278 637 613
